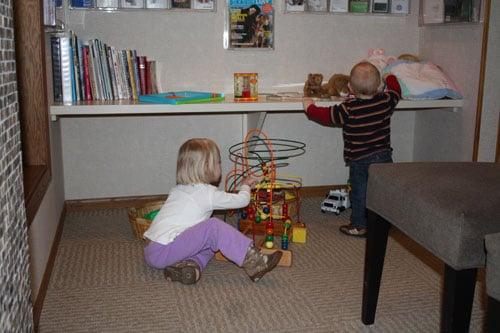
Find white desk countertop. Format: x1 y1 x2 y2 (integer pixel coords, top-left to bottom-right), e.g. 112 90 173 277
50 94 464 121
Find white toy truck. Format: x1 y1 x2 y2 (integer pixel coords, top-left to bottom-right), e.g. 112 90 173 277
321 189 350 215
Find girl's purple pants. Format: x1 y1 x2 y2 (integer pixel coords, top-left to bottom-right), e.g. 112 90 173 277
144 217 253 271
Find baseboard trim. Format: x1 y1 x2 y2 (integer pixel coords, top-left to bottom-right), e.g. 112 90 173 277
65 194 168 212
300 184 347 197
64 185 345 211
32 203 66 332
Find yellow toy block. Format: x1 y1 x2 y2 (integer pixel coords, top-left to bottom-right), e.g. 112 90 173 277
292 225 307 243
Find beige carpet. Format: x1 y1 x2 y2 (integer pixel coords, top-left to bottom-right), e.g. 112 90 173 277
39 197 486 332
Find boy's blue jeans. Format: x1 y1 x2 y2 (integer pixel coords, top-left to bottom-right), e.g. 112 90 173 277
349 150 393 229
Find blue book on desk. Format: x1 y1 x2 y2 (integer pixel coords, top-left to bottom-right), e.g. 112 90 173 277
139 91 225 105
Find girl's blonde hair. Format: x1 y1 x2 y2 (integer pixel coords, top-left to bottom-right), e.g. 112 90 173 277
349 61 381 96
176 138 221 185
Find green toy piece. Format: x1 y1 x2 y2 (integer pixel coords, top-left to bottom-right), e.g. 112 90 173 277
143 209 160 221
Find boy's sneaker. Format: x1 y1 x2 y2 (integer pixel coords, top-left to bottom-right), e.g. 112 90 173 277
339 224 367 238
243 246 282 282
164 260 201 285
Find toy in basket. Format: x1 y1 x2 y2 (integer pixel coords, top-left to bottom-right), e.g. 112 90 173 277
128 200 164 240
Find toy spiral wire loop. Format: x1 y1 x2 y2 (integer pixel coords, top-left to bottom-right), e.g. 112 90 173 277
225 129 306 193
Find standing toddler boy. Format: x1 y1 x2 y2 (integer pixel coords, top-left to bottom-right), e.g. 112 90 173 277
303 61 401 237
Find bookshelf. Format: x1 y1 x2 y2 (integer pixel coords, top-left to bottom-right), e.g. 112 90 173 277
13 0 52 226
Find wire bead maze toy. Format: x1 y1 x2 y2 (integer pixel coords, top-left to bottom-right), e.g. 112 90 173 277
225 129 306 250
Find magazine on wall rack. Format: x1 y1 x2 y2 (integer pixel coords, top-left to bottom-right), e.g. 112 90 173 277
285 0 305 12
121 0 145 8
193 0 214 10
172 0 191 8
96 0 119 8
225 0 274 49
307 0 327 12
146 0 169 8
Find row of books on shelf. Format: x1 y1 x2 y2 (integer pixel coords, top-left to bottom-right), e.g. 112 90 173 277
50 31 158 104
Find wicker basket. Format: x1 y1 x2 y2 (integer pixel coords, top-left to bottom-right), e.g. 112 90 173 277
128 200 165 240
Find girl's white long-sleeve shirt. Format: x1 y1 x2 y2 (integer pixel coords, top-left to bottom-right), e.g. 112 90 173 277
143 183 251 245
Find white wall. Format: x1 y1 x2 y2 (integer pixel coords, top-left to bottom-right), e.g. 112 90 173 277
415 23 483 161
62 2 420 93
59 1 422 199
477 1 499 161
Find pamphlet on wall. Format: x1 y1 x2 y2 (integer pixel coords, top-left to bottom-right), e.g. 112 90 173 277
390 0 409 14
285 0 305 12
193 0 214 10
225 0 274 49
307 0 327 11
70 0 95 8
330 0 348 12
146 0 169 8
171 0 191 8
44 0 56 26
96 0 119 8
121 0 145 8
349 0 369 12
371 0 389 13
421 0 444 24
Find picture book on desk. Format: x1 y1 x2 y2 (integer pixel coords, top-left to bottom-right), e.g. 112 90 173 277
139 91 225 104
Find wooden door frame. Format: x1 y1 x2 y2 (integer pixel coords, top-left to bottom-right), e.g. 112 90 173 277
472 0 499 162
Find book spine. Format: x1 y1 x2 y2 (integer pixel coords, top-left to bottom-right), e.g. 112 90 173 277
145 60 152 95
98 40 111 100
101 42 113 100
89 40 101 101
115 50 125 99
121 50 133 99
68 39 76 102
50 36 63 103
132 50 141 96
93 40 105 100
106 45 118 100
138 56 147 95
126 50 138 100
82 45 93 100
77 38 85 100
71 32 81 101
110 48 121 100
59 35 73 103
149 60 158 94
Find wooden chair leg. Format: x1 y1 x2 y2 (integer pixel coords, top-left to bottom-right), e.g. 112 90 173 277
362 209 391 325
441 265 477 333
486 296 500 333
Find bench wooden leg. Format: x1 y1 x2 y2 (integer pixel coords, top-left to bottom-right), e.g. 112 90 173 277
362 209 391 325
441 265 477 333
486 296 500 333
